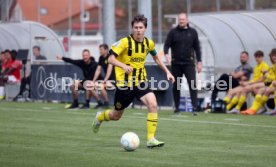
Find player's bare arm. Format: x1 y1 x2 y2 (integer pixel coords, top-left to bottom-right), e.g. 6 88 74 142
92 66 102 83
108 54 133 74
103 64 113 82
152 54 175 83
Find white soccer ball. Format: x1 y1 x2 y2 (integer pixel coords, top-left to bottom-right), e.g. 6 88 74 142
120 132 140 151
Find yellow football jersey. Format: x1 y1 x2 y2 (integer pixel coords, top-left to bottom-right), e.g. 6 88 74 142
265 64 276 83
110 35 157 87
250 61 270 83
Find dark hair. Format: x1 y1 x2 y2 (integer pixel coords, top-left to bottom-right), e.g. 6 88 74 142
82 49 90 54
4 49 10 53
269 48 276 63
269 48 276 56
99 44 109 50
131 14 147 28
33 45 40 51
10 50 17 61
254 50 264 57
241 51 249 56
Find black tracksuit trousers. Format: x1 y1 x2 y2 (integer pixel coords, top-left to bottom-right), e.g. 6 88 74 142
211 73 240 101
172 64 197 111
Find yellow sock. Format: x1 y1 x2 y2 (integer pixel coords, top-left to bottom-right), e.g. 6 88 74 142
147 113 158 141
261 96 269 106
235 95 246 110
226 96 239 111
97 109 111 122
223 97 231 104
251 94 263 111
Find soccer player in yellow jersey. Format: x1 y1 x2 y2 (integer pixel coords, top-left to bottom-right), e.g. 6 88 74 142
92 14 175 148
224 50 270 113
241 48 276 115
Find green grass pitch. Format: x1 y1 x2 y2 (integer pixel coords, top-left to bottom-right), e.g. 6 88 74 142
0 101 276 167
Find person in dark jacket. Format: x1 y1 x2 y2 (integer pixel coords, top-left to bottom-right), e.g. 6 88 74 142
57 49 103 109
14 46 47 101
92 44 115 108
164 13 202 115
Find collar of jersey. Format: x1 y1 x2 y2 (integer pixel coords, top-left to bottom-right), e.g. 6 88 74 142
130 34 144 43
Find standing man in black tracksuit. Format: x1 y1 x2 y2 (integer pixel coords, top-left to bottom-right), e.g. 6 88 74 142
164 13 202 115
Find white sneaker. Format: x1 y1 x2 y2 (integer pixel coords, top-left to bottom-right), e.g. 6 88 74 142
92 112 102 133
265 110 276 115
146 138 165 149
227 108 240 114
256 107 267 115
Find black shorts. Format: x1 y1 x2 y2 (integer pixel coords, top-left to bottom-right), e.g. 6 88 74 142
78 79 92 90
114 82 152 110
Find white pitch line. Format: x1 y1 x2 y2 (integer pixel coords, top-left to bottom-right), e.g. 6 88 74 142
42 107 52 110
0 107 90 115
0 107 42 112
1 107 276 129
224 118 241 121
124 116 276 129
132 112 145 115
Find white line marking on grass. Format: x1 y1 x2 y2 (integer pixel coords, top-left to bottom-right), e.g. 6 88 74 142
1 107 276 129
42 107 52 110
0 107 42 112
224 118 241 121
171 114 188 118
124 116 276 129
133 112 145 115
0 107 91 116
117 156 182 165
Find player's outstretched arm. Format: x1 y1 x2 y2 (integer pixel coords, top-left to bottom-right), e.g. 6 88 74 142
56 55 82 67
152 54 175 83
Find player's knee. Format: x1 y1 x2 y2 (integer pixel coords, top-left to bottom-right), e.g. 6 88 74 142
245 87 251 92
99 84 105 90
273 81 276 87
70 84 76 90
264 89 273 96
112 112 122 120
263 92 270 96
148 102 157 111
228 89 234 96
94 82 101 90
113 115 121 120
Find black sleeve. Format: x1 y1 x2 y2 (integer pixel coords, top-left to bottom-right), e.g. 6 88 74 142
164 29 174 54
106 53 111 59
193 29 202 62
62 57 83 67
109 49 118 57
